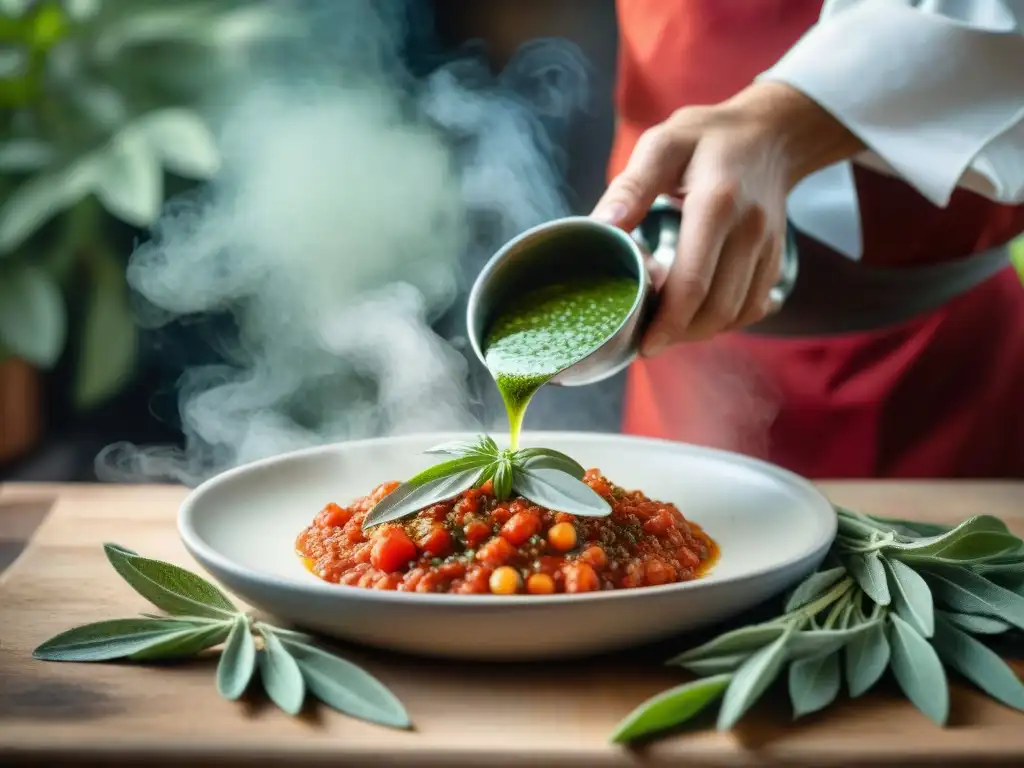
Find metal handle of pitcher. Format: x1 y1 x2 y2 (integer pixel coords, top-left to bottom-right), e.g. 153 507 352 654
629 194 798 311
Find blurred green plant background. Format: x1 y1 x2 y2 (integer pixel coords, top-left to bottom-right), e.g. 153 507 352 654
0 0 299 411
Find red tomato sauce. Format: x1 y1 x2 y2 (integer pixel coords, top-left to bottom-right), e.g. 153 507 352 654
295 469 718 595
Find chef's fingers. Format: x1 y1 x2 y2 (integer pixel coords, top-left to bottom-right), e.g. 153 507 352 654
728 235 783 331
682 207 766 342
639 182 737 356
591 124 695 233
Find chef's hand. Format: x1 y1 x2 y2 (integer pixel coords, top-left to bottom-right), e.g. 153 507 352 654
592 81 862 356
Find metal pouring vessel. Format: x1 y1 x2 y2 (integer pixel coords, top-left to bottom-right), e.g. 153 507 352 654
466 195 799 387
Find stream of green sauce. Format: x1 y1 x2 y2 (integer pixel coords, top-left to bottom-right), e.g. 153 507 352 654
483 276 638 448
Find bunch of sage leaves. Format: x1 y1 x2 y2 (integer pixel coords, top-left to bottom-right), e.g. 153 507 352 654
362 434 610 528
612 507 1024 743
34 543 409 729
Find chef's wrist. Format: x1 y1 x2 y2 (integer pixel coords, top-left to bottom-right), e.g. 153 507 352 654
725 81 865 188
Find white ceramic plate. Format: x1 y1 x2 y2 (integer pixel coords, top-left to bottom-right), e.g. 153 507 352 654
179 432 836 660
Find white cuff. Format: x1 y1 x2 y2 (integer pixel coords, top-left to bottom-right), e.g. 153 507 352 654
758 0 1024 207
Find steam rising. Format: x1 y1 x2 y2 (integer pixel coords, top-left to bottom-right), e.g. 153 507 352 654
96 0 589 485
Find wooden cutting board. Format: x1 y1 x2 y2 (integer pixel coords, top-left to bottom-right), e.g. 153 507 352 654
1 481 1023 767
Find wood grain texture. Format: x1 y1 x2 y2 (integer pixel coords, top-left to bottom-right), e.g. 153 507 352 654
1 481 1023 767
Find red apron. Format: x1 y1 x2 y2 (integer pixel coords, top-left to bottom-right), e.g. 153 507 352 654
613 0 1024 478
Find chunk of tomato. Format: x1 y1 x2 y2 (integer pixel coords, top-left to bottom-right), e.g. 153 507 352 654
370 528 417 573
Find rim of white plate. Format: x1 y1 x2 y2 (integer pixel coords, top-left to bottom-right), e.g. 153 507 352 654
178 431 837 608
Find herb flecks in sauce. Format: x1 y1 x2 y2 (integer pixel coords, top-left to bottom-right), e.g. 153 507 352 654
483 276 637 447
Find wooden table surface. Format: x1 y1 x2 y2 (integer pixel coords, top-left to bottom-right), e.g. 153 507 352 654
1 481 1023 767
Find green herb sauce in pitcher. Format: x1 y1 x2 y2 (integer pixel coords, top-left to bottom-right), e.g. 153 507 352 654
483 276 638 448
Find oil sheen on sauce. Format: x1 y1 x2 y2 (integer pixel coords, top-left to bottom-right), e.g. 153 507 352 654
483 276 638 448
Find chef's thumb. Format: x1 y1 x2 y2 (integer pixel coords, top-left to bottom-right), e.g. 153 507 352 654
591 127 691 233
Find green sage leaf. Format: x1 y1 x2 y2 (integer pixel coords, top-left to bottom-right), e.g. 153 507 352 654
362 467 484 529
789 651 841 718
936 610 1012 635
279 638 410 729
33 618 205 662
844 620 890 697
511 467 610 518
889 516 1013 557
610 674 731 744
884 558 934 637
868 516 951 538
257 628 305 716
717 627 793 730
103 543 238 619
678 654 751 676
424 435 498 458
492 459 513 501
669 624 787 666
784 567 848 612
922 564 1024 631
513 447 586 479
407 455 496 484
887 613 949 726
932 614 1024 711
788 622 880 659
846 551 890 606
899 532 1022 564
217 615 256 700
128 621 232 661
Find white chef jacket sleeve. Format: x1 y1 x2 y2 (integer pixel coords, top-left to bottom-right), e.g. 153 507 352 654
757 0 1024 207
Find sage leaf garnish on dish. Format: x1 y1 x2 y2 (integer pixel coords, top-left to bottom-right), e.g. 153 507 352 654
610 506 1024 744
33 543 410 730
362 435 609 529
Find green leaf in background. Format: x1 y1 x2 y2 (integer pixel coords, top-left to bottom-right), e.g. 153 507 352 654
73 246 138 409
884 558 934 638
92 131 163 227
135 108 221 178
280 637 411 729
128 621 232 661
257 628 305 716
217 615 256 701
717 627 793 730
936 611 1012 635
33 618 208 661
104 543 238 619
846 551 890 606
609 674 731 744
932 614 1024 712
844 620 890 698
0 264 66 366
0 139 55 173
784 566 847 612
922 565 1024 631
0 159 97 253
788 651 841 718
887 613 949 726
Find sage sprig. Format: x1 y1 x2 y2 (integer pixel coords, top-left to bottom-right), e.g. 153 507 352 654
362 435 610 528
34 544 410 729
611 506 1024 743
